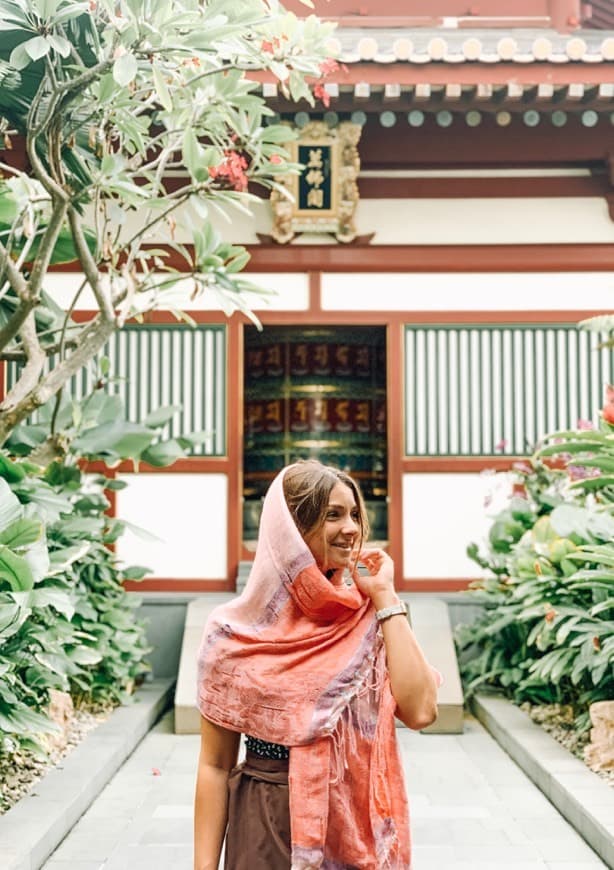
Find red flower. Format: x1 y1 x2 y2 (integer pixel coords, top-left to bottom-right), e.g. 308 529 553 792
261 40 274 53
313 82 330 108
602 384 614 425
209 150 249 192
319 58 339 76
269 154 282 164
544 608 556 623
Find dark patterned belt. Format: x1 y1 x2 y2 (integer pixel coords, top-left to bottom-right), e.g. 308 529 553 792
245 735 290 760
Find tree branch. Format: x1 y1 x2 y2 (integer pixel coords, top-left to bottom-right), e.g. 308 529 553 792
67 206 115 322
0 311 46 413
0 296 38 355
0 314 116 446
25 195 68 302
0 239 29 300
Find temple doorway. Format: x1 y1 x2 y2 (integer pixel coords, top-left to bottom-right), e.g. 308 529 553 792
243 325 388 545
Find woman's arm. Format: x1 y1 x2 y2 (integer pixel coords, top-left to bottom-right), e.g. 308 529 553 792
356 548 439 730
194 716 241 870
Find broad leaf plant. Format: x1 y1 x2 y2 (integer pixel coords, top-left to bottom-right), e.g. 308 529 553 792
0 0 335 457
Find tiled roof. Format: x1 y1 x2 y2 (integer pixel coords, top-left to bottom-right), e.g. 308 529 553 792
327 26 614 63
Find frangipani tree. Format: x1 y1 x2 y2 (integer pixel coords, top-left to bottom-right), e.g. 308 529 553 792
0 0 335 455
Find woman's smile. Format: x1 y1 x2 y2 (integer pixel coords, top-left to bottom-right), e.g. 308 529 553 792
304 482 361 573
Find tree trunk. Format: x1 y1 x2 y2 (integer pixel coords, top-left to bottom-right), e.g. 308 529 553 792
0 315 116 447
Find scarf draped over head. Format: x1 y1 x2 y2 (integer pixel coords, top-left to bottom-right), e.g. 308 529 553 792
197 466 411 869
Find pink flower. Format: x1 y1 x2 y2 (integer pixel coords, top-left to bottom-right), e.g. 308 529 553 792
269 154 282 164
577 419 594 430
568 465 601 481
152 767 161 776
494 439 508 451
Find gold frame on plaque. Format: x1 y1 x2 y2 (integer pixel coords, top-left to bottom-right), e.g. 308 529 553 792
270 121 362 244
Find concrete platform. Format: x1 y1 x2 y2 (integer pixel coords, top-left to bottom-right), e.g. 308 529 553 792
40 710 607 870
474 694 614 869
174 592 464 734
0 679 174 870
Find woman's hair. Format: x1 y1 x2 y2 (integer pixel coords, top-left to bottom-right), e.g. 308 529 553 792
282 459 369 552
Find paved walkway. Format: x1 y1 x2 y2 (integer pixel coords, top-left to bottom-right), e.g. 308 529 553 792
41 712 607 870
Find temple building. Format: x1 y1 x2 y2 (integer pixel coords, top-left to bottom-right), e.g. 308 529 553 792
9 0 614 597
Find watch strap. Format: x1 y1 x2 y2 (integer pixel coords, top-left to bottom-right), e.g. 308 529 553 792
375 601 408 623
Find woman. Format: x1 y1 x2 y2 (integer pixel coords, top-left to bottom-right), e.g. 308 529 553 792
194 460 440 870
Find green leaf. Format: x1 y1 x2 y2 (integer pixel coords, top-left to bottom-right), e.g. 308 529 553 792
0 518 42 548
34 651 69 676
0 601 21 636
68 646 102 665
0 545 34 591
0 477 22 533
153 63 172 112
113 52 138 87
0 453 26 483
72 420 155 458
47 33 70 57
30 588 74 619
141 439 185 466
0 701 59 735
23 35 52 61
144 405 182 428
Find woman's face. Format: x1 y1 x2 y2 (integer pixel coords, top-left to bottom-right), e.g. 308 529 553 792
304 482 361 574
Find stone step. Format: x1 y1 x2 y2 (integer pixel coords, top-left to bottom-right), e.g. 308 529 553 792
175 584 464 735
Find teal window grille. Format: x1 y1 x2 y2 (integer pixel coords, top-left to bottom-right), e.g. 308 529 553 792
405 324 614 456
6 324 227 457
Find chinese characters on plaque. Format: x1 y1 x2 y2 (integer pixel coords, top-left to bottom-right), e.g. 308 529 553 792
270 121 361 243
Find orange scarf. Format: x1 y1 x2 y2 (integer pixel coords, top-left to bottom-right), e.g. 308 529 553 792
197 467 411 868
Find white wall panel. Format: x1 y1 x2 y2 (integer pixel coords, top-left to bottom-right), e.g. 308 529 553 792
355 198 614 245
115 473 227 579
402 472 512 579
75 193 614 249
322 271 614 311
44 272 309 312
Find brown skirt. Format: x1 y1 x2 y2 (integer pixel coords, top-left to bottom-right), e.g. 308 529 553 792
224 751 291 870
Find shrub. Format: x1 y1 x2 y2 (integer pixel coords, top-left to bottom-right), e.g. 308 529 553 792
457 422 614 730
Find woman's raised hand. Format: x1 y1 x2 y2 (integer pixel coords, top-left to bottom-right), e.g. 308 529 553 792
354 548 399 610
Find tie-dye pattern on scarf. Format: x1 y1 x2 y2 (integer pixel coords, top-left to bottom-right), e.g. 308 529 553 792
197 466 412 869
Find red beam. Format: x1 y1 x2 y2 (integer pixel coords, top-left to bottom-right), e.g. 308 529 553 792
240 244 614 273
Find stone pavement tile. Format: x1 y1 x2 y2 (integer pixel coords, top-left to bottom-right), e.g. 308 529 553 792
545 863 606 869
450 842 556 863
137 817 192 845
446 864 549 870
491 784 561 817
47 833 115 863
151 803 192 819
42 863 104 870
533 837 605 862
411 844 456 869
103 844 193 870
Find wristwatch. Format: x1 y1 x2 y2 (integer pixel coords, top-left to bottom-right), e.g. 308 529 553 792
375 601 408 623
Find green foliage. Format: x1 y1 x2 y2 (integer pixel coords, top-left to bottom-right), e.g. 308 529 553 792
0 448 150 760
0 0 336 446
457 442 614 731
